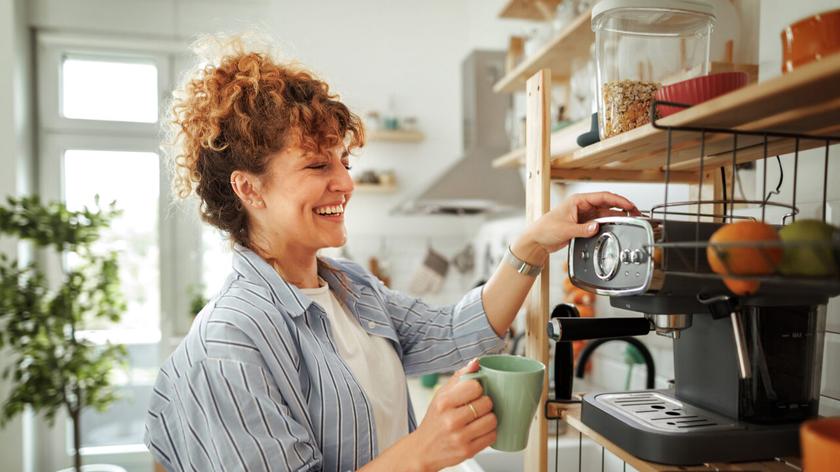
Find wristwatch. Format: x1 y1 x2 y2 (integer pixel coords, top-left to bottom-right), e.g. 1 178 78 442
503 245 543 277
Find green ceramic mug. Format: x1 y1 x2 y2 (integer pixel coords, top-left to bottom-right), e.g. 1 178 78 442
460 354 545 452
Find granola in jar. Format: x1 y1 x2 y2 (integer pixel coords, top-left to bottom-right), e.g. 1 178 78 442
602 80 661 138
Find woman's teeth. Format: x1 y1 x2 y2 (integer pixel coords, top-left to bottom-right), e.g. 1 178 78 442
315 204 344 215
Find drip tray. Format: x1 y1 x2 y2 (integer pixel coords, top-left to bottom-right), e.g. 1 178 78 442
581 390 801 465
597 391 736 433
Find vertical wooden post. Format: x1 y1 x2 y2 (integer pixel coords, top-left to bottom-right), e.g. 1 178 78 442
523 69 551 472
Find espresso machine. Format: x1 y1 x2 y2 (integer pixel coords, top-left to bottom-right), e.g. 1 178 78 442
547 215 834 465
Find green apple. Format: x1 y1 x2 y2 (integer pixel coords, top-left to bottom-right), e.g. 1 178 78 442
778 219 839 276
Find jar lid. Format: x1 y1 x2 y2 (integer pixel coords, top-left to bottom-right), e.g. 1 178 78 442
592 0 716 35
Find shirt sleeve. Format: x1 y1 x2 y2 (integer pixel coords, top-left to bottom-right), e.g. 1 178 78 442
371 280 506 377
145 358 321 472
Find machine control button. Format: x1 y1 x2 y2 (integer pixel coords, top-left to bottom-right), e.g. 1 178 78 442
580 250 589 261
631 249 646 264
620 249 631 264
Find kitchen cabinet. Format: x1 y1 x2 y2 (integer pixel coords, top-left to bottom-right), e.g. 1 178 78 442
515 51 840 471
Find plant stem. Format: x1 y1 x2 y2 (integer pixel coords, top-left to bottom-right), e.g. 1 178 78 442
72 403 81 472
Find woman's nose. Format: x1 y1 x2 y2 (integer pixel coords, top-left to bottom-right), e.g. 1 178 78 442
331 164 355 193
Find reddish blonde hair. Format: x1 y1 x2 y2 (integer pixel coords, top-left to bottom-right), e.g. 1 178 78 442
168 36 364 247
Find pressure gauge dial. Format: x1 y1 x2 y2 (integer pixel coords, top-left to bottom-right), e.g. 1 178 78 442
592 232 621 280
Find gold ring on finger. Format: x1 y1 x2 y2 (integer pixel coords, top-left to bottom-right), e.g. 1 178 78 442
468 402 478 420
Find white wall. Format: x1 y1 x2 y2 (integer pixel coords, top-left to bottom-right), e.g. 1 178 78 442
0 0 35 470
28 0 535 307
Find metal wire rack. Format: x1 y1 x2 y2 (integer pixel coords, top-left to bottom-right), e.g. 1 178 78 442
639 100 840 296
544 99 837 472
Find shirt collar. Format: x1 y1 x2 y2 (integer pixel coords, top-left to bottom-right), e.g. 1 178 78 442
231 244 314 318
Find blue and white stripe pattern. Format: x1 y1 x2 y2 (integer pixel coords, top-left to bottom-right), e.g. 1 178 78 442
145 245 504 471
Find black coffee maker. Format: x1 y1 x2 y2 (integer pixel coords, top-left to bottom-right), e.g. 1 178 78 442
548 216 833 465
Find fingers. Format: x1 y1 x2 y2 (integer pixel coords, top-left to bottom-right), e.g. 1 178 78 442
463 409 497 438
439 379 484 409
457 395 493 426
565 222 600 240
574 192 637 212
594 208 632 218
468 429 497 455
441 358 480 391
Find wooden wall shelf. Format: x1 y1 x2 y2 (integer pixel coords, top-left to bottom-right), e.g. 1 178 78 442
494 8 593 94
354 183 397 193
498 0 562 20
556 403 802 472
367 130 424 143
492 118 589 169
551 53 840 179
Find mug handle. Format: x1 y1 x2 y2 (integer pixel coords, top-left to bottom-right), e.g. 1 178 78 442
459 371 486 384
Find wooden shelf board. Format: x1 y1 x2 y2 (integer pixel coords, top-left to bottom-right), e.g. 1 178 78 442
492 148 525 169
493 117 590 169
353 183 397 193
498 0 562 20
494 8 593 93
367 130 424 142
551 53 840 176
557 402 801 472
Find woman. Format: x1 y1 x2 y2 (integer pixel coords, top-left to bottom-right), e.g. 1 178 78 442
145 36 637 472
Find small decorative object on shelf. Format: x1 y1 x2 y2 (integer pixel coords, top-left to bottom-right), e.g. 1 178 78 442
353 169 397 193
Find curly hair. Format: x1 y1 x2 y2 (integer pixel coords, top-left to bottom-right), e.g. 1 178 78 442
167 34 365 247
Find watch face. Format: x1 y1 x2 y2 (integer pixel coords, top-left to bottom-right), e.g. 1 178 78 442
593 232 620 280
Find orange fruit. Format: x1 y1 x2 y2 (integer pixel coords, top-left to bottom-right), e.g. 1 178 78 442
707 221 782 275
723 278 761 295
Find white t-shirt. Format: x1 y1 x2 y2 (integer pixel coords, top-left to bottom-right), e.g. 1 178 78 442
300 280 409 452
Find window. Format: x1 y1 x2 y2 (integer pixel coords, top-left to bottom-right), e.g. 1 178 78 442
202 227 233 300
37 33 180 470
61 58 159 123
64 149 161 340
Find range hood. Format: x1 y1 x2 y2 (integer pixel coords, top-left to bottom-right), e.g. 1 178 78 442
393 50 525 215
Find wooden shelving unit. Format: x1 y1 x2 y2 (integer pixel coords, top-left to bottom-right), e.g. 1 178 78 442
553 54 840 175
498 0 562 20
367 129 424 143
494 7 594 93
518 53 840 471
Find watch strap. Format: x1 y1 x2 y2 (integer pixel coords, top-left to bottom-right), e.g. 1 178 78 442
504 245 543 277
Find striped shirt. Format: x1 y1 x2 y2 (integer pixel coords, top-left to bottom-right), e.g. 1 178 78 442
144 245 505 471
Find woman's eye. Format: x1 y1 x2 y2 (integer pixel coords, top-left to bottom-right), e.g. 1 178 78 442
343 163 353 170
308 163 328 170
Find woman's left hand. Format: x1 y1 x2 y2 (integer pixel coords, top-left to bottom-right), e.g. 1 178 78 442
520 192 640 259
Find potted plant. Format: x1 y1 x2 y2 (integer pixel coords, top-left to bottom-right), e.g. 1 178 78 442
0 196 128 472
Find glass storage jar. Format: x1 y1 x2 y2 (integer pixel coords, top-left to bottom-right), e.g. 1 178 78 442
592 0 715 139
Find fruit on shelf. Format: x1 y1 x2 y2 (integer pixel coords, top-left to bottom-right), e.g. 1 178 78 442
707 221 783 275
707 221 783 296
722 278 761 296
778 219 839 276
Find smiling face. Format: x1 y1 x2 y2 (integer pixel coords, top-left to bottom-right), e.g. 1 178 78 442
245 143 355 256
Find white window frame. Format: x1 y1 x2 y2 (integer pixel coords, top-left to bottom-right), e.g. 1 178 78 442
35 31 203 472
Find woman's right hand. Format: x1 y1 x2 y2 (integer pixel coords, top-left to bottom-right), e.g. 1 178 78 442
407 359 497 471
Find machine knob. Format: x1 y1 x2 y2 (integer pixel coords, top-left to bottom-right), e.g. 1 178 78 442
620 249 632 264
631 249 646 264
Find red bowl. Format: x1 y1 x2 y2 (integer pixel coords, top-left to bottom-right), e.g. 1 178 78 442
781 9 840 73
654 72 749 117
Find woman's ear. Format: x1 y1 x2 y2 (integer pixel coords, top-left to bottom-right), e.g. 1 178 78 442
230 171 265 209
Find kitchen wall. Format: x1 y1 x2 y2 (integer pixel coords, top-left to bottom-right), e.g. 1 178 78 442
0 0 36 470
